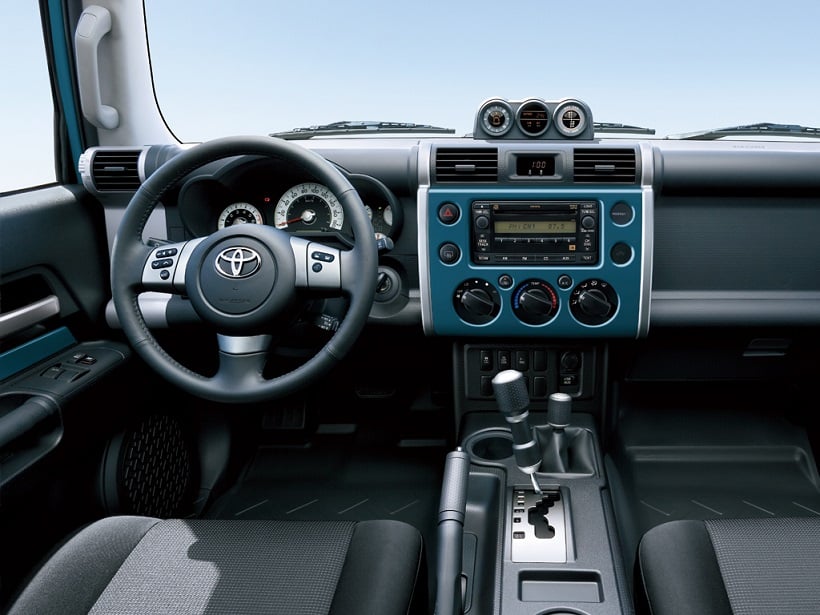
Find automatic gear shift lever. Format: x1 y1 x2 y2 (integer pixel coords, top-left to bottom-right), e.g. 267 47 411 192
492 369 542 493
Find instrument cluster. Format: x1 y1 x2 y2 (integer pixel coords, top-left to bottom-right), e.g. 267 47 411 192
175 157 401 242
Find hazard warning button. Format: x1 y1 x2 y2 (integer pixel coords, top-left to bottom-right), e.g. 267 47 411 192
437 202 461 225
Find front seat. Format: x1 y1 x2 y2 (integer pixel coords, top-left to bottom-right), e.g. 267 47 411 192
634 517 820 615
6 516 427 615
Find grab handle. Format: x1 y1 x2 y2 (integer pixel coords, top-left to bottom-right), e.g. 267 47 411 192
74 5 119 129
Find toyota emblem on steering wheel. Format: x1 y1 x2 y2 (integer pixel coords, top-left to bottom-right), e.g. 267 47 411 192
215 247 261 279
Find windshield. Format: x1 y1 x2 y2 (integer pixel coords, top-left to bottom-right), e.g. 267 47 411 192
144 0 820 142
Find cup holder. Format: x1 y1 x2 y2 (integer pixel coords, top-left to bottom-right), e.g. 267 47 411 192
465 429 513 462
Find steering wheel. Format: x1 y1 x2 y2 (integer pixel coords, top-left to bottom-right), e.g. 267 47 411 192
110 136 378 403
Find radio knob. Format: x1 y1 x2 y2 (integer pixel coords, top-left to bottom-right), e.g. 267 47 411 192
581 215 596 229
475 215 490 230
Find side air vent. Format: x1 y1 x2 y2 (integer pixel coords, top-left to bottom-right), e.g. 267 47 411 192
89 149 143 191
435 148 498 183
573 148 637 184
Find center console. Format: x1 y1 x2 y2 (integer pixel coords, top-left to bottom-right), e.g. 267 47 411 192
455 395 628 615
426 98 647 615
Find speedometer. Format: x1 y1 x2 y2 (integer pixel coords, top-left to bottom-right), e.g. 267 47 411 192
274 182 344 232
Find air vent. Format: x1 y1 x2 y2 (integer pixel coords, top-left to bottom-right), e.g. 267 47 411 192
573 148 637 184
435 148 498 183
90 149 142 191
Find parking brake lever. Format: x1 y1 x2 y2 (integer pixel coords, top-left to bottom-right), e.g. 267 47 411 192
492 369 542 493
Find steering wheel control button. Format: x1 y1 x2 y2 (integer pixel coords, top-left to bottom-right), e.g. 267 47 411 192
151 258 174 269
311 251 335 263
312 263 323 273
610 242 633 265
439 242 461 264
155 248 178 258
610 201 634 226
437 202 460 225
160 270 170 280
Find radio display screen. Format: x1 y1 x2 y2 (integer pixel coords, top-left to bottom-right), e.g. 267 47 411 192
494 219 577 234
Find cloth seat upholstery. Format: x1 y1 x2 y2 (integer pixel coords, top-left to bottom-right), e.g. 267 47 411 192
635 517 820 615
7 516 427 615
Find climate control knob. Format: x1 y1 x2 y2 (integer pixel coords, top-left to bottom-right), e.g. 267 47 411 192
454 279 501 324
512 279 559 325
570 279 618 325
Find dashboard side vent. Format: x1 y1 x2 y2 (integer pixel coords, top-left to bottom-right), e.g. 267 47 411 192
435 148 498 183
89 149 143 191
573 148 637 183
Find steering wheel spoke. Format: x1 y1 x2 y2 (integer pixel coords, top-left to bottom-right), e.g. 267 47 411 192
210 334 271 391
140 238 205 294
290 236 344 293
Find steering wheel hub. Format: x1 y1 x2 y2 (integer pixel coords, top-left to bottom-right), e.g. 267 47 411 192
185 225 297 331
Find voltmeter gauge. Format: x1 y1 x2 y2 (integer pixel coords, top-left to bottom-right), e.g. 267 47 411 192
554 101 588 137
479 99 513 136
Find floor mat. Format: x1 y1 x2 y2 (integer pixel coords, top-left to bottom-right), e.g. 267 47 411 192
203 442 445 542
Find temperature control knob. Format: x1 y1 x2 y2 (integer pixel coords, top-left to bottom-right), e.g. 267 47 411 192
570 279 618 325
453 279 501 325
512 279 559 325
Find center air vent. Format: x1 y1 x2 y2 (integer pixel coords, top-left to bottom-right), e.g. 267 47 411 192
573 148 637 184
435 148 498 183
88 149 143 191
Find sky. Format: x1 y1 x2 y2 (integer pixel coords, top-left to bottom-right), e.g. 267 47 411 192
143 0 820 142
3 0 820 193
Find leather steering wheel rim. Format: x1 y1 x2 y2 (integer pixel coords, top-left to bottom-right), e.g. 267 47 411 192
110 135 378 403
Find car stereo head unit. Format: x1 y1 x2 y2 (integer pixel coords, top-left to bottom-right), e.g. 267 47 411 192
471 200 598 265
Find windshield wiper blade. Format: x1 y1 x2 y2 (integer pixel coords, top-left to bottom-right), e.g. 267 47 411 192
271 120 456 140
594 122 655 135
668 122 820 140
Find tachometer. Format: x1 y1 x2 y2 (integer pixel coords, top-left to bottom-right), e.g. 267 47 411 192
274 182 344 232
217 202 264 229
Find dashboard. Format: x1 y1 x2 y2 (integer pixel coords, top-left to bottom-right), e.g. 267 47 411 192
81 97 820 338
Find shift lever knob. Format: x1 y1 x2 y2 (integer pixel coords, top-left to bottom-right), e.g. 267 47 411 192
492 370 541 474
547 392 572 429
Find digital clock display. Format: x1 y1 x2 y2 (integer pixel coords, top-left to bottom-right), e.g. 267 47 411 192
515 154 556 177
